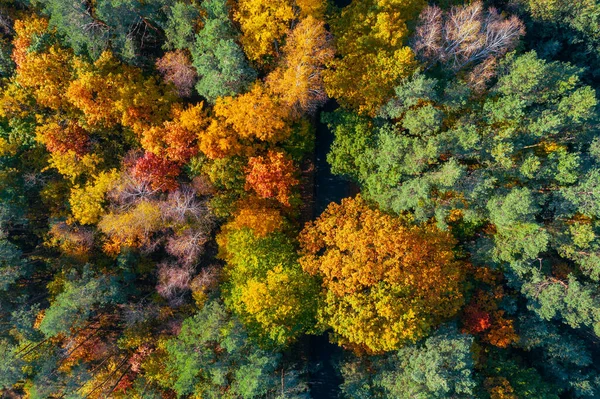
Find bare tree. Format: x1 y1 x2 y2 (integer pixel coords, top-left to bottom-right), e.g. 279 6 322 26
160 185 209 225
156 262 193 306
412 2 525 72
156 50 197 98
165 228 210 267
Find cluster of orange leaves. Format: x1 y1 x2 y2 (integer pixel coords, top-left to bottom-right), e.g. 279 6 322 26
244 150 299 206
299 195 466 353
462 268 519 348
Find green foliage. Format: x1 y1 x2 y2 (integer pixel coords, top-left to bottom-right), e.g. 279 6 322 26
0 234 28 290
163 2 200 51
39 267 123 337
326 51 600 335
190 0 256 102
221 228 319 347
339 324 476 399
165 299 308 398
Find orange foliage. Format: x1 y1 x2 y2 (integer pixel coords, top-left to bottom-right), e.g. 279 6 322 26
131 152 180 192
141 103 207 165
67 51 174 131
36 119 89 156
462 289 518 348
199 84 291 159
12 15 48 68
244 150 299 206
227 197 286 237
267 16 334 116
299 195 465 352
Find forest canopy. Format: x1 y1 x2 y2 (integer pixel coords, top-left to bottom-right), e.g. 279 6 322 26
1 0 600 398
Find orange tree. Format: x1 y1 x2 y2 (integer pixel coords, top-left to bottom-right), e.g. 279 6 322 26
299 195 465 353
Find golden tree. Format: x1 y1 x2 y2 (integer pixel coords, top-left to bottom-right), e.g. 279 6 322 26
299 195 465 352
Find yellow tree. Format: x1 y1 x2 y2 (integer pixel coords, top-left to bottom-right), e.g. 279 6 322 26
299 195 465 353
69 169 120 225
323 0 423 115
67 51 174 132
199 84 291 159
234 0 295 64
12 16 74 111
266 16 335 117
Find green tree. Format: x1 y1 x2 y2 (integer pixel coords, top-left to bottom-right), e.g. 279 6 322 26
39 267 124 337
190 0 256 102
165 299 309 398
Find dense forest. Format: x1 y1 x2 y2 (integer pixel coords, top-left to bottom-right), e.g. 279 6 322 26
1 0 600 397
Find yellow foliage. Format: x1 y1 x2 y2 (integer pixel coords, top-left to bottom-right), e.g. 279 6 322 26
267 16 334 117
46 150 102 182
299 195 465 352
12 15 49 67
67 51 174 131
323 0 423 115
69 169 120 225
296 0 327 18
15 44 74 111
0 137 17 156
0 81 36 120
98 200 162 254
199 84 291 158
234 0 295 63
237 264 313 345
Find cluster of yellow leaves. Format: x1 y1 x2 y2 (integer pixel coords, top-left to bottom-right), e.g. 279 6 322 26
299 195 465 353
234 0 295 63
237 264 317 346
67 51 174 132
199 84 291 159
69 169 120 225
15 45 74 111
98 200 163 255
323 0 423 115
46 151 102 182
11 14 48 67
267 16 335 116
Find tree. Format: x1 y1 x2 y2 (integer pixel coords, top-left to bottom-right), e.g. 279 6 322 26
266 16 334 117
155 50 197 98
299 195 465 353
39 267 123 337
338 324 476 398
412 2 525 72
244 150 299 206
233 0 295 64
131 152 180 192
165 299 309 398
67 51 174 131
69 169 120 225
191 0 256 102
378 324 477 398
98 199 163 254
37 0 171 63
163 1 200 51
220 228 319 347
326 51 600 337
199 84 291 159
323 0 423 115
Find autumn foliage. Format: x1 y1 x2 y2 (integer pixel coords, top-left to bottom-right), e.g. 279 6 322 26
299 195 465 352
244 150 299 206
